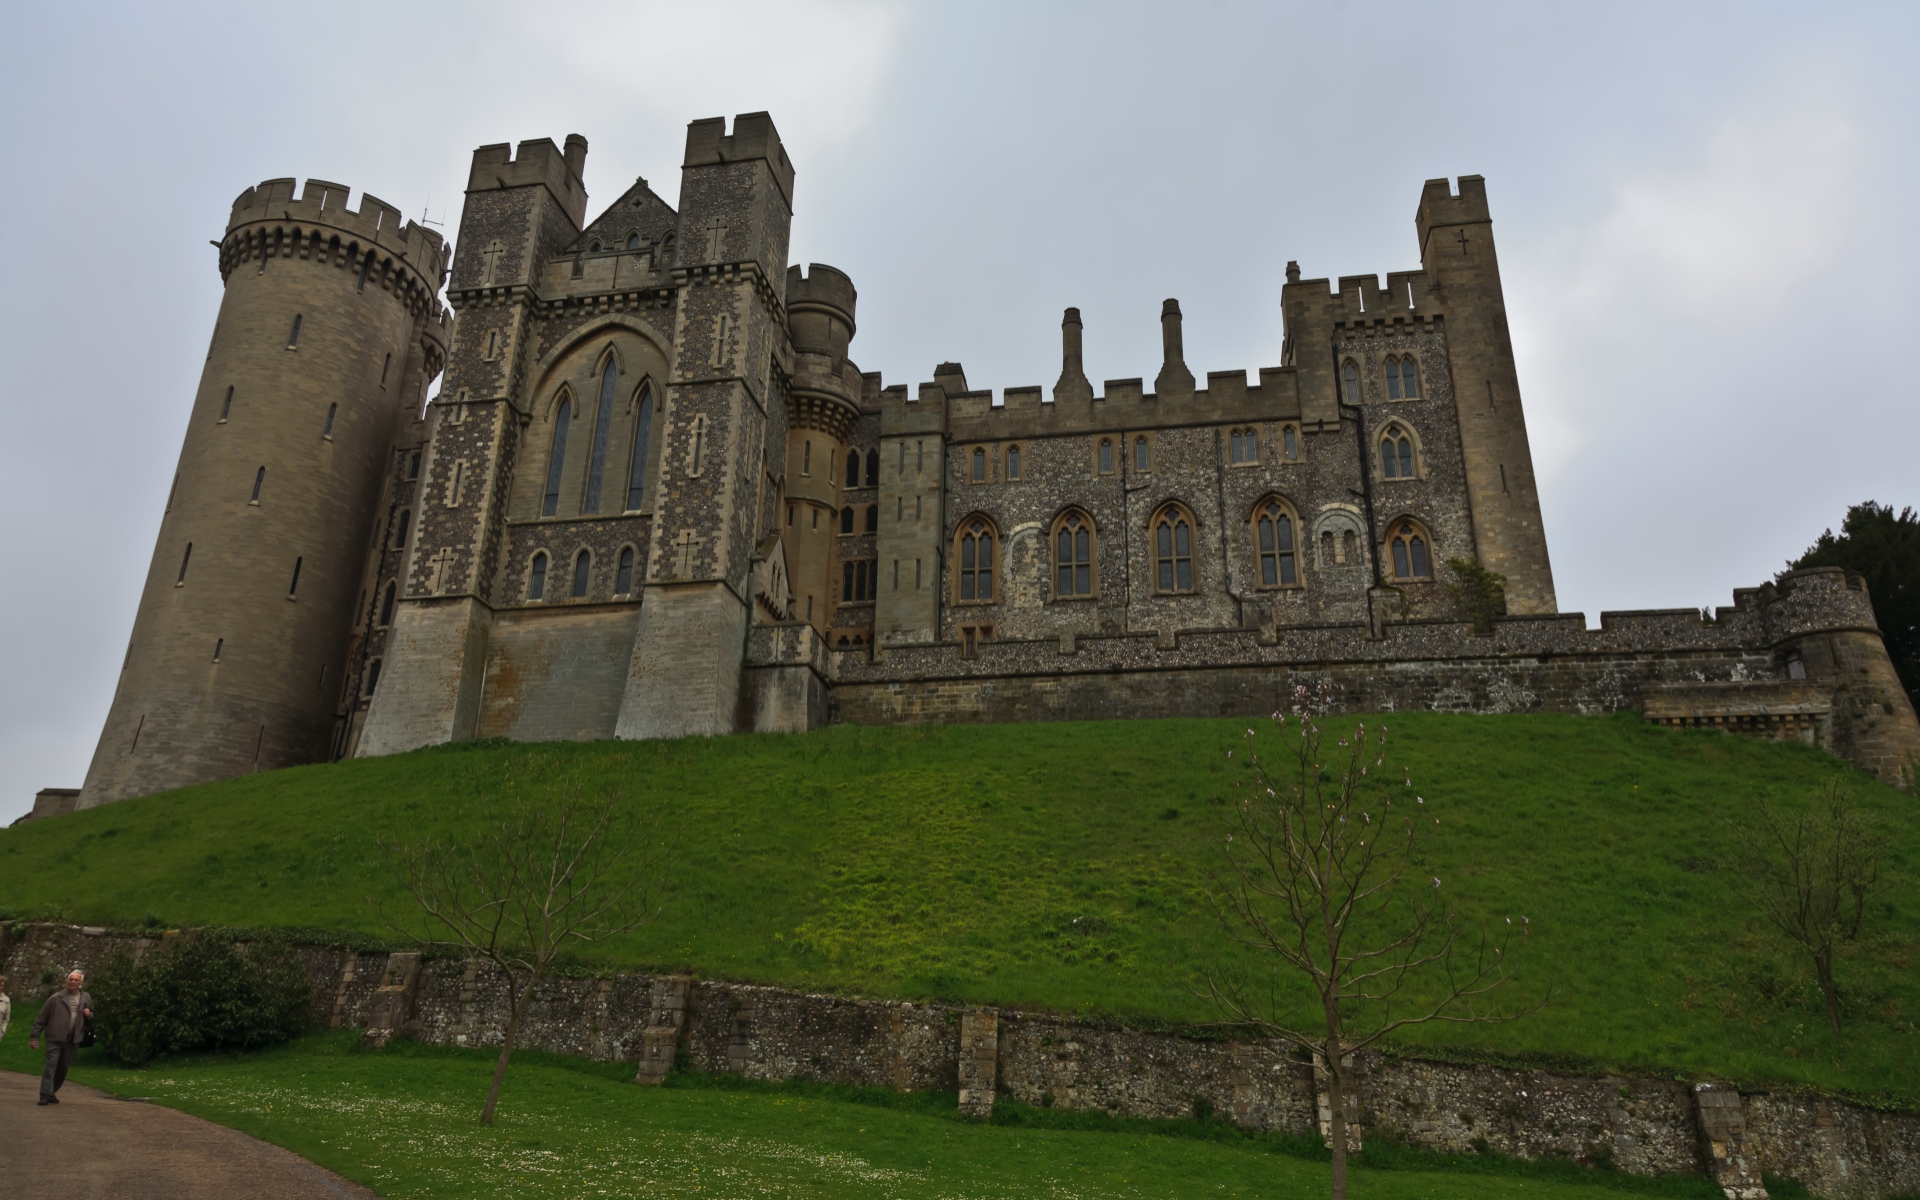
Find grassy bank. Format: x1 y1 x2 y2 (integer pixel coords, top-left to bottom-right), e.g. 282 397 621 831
0 1032 1753 1199
2 713 1916 1100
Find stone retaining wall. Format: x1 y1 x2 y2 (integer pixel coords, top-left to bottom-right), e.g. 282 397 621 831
5 923 1915 1198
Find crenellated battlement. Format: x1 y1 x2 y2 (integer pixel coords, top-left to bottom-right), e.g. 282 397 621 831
684 112 794 205
218 178 450 322
878 363 1303 441
466 135 589 227
227 177 446 259
1416 173 1491 257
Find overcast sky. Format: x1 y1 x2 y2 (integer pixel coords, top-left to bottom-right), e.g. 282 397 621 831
2 1 1914 822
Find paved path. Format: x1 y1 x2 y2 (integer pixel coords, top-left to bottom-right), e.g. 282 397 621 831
0 1069 380 1198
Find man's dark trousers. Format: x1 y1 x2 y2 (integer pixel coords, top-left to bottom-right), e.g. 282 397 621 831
40 1039 75 1098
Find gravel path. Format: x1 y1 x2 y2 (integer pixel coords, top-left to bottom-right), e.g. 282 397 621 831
0 1069 380 1198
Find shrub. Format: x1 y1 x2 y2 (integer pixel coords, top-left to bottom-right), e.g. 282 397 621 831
92 936 312 1066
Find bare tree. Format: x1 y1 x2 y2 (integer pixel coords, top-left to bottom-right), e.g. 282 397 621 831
1206 684 1541 1200
1730 780 1886 1036
380 783 673 1124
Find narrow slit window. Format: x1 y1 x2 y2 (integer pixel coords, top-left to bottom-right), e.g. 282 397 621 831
1283 425 1298 459
625 386 654 510
528 552 548 600
212 638 223 663
407 451 420 479
1006 445 1021 479
178 542 192 583
166 475 178 513
866 450 879 487
690 418 705 476
288 314 303 347
379 582 396 625
380 353 392 386
803 440 811 475
616 546 635 594
250 466 265 502
220 386 233 420
393 510 411 547
585 357 617 512
841 507 855 534
866 505 878 533
972 447 986 482
365 659 381 696
847 449 861 487
1343 360 1362 405
323 403 337 437
357 253 372 292
572 550 591 597
1135 437 1149 470
543 398 571 515
1098 439 1113 473
448 460 464 506
1386 356 1403 400
287 557 303 597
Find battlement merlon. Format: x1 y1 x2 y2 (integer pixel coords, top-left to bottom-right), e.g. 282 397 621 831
1415 174 1491 263
226 177 449 263
880 383 947 438
786 263 857 336
466 135 590 228
684 112 795 209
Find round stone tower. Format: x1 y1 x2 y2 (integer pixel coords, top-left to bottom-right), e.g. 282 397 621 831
782 263 862 636
79 178 451 807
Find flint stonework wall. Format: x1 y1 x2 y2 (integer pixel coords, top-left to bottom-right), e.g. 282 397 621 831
7 924 1915 1198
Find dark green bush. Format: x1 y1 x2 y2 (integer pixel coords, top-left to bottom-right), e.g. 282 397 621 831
92 936 312 1066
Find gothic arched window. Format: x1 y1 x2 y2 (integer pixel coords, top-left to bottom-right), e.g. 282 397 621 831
1135 436 1150 471
1388 519 1433 580
542 397 571 516
625 385 654 511
572 550 591 598
1386 355 1420 399
627 233 641 250
972 447 987 482
866 505 879 533
616 546 635 594
865 449 879 487
840 506 855 534
1098 438 1113 474
1253 499 1298 587
1053 510 1095 598
1153 505 1196 593
1343 360 1362 406
956 517 996 602
1380 424 1415 480
379 581 396 626
584 356 618 512
1282 424 1299 460
528 551 548 600
847 449 861 487
1006 444 1021 480
1229 427 1258 464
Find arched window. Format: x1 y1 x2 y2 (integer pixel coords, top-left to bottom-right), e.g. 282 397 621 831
865 450 879 487
616 546 635 594
572 550 591 597
1054 510 1095 597
625 385 654 511
250 466 265 502
1343 360 1362 405
543 396 571 515
847 449 861 487
1387 520 1432 580
379 581 396 625
1253 499 1298 587
1098 438 1113 474
1153 505 1195 593
1006 444 1021 480
840 506 855 534
1135 436 1150 470
393 509 411 548
1282 424 1298 460
590 240 601 253
1386 356 1420 399
1380 424 1415 479
626 233 640 250
1229 427 1258 464
865 505 878 533
956 517 995 602
972 447 987 482
528 552 548 600
584 356 617 512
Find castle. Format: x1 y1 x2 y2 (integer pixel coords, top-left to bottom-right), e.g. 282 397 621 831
75 112 1920 808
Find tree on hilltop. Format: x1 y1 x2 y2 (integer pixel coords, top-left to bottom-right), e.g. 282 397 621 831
380 784 674 1124
1789 501 1920 709
1204 684 1543 1200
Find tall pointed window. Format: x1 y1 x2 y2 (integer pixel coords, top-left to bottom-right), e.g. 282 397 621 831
1254 499 1298 586
956 517 995 602
865 505 878 533
1229 427 1259 464
972 447 987 482
1282 424 1298 460
393 509 411 548
1098 438 1113 474
1380 424 1415 479
1135 436 1150 470
1006 444 1021 480
572 550 591 597
865 450 879 487
1386 356 1420 399
616 546 635 594
1153 505 1195 593
379 581 396 625
689 417 706 476
847 449 861 487
528 552 548 600
542 397 571 516
1388 520 1432 580
625 385 654 511
585 357 617 512
1343 360 1362 405
840 507 855 534
1054 510 1095 597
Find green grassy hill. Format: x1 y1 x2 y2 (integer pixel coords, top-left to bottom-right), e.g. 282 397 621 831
4 713 1915 1103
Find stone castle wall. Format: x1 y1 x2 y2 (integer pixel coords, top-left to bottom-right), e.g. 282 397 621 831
6 923 1914 1199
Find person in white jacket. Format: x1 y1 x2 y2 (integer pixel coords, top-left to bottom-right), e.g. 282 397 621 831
0 975 11 1042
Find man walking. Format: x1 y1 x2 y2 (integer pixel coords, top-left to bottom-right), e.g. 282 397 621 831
28 970 92 1105
0 974 11 1043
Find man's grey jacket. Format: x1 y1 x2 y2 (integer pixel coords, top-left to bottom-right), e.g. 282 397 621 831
30 989 93 1043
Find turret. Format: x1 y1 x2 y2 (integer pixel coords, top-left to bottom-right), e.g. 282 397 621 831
1053 307 1093 403
80 177 448 806
782 263 862 637
1154 298 1195 399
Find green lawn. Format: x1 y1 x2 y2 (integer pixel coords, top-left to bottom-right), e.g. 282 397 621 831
3 713 1916 1102
0 1032 1743 1199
